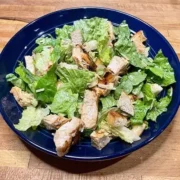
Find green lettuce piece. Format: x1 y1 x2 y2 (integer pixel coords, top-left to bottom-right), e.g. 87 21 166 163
130 100 152 125
146 88 172 121
50 88 78 118
6 73 25 90
146 50 176 86
142 83 155 101
33 46 53 75
14 106 49 131
115 71 147 99
114 21 150 69
15 62 38 93
35 65 57 103
99 121 140 143
100 94 117 111
132 83 143 96
56 67 95 94
74 17 113 65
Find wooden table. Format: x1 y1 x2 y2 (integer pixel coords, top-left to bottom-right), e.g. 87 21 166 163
0 0 180 179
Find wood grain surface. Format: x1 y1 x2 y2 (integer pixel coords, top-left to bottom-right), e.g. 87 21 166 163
0 0 180 179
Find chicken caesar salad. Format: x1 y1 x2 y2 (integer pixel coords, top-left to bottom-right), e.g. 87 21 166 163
6 17 176 157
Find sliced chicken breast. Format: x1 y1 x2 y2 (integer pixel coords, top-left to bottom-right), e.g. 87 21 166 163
72 46 97 70
10 86 38 107
42 114 70 130
117 92 134 116
92 86 110 97
107 111 128 127
71 30 83 46
90 129 112 150
25 56 35 74
54 117 83 157
131 30 148 56
107 56 129 75
81 90 98 129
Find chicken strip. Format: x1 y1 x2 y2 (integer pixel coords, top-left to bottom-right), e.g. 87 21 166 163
131 30 148 56
107 56 129 75
90 129 112 150
81 90 98 129
25 56 35 74
117 92 134 116
10 86 38 107
72 46 97 70
107 111 128 127
71 30 83 46
92 86 110 97
54 117 84 157
42 114 70 130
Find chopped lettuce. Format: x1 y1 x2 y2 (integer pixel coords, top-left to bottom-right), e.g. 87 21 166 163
6 73 25 90
115 71 147 99
146 50 176 86
35 65 57 103
114 21 150 69
142 83 155 101
50 88 78 118
100 94 117 111
130 100 152 125
146 88 172 121
15 62 38 93
132 83 143 96
74 17 113 65
56 67 95 94
14 106 49 131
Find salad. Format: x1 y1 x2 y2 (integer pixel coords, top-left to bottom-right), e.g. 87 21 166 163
6 17 176 157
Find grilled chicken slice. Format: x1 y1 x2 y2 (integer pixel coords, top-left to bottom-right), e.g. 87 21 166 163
132 123 146 136
83 40 98 52
150 83 163 96
90 129 112 150
117 92 134 116
72 46 97 70
107 111 128 127
92 86 110 97
81 90 98 129
98 83 115 90
25 56 35 74
54 117 84 157
131 30 148 56
42 115 70 130
10 86 38 107
71 30 83 46
107 56 129 75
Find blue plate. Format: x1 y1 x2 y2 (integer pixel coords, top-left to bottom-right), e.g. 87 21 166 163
0 7 180 161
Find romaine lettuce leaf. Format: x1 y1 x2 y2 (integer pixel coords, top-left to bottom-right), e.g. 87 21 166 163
132 83 143 96
35 65 57 103
56 67 95 94
6 73 25 90
74 17 113 65
130 100 152 125
146 50 176 86
146 88 172 121
14 106 49 131
15 62 38 93
114 21 150 69
115 71 147 99
50 88 78 118
142 83 155 101
100 94 117 111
